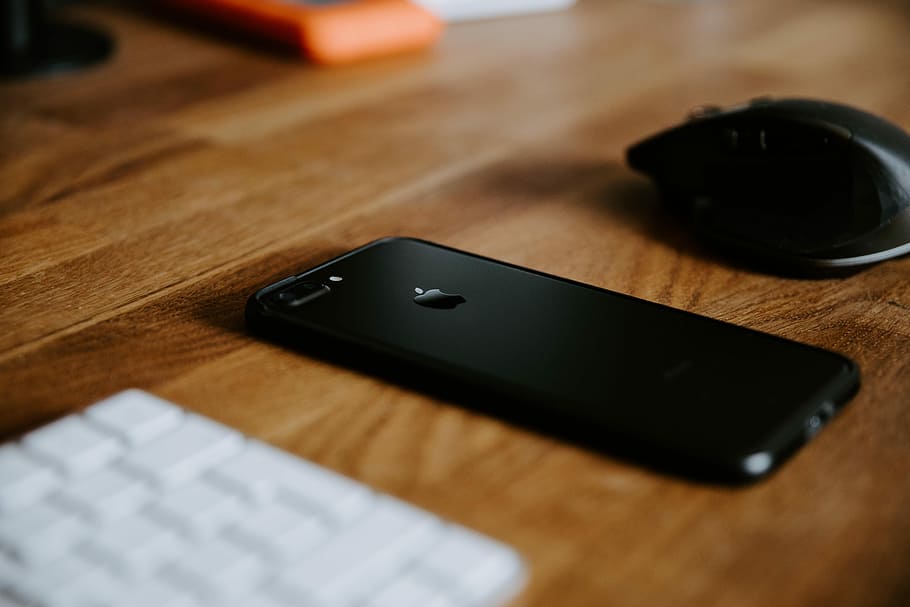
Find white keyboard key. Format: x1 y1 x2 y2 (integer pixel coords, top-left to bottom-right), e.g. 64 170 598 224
0 501 87 565
123 414 243 488
421 527 526 604
55 465 152 521
23 417 123 477
85 389 183 445
227 500 329 563
367 570 455 607
52 569 136 607
114 579 200 607
149 480 245 538
210 441 373 524
39 567 175 607
163 536 268 601
8 551 99 606
276 497 443 604
0 552 25 591
83 513 183 577
207 442 286 503
0 445 60 512
232 593 297 607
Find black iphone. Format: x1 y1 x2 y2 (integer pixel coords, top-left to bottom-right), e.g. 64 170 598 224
246 237 859 482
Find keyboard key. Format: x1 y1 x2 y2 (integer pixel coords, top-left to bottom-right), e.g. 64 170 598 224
367 570 455 607
54 570 142 607
8 551 100 607
0 445 60 512
122 414 243 488
162 536 268 601
0 595 21 607
226 500 330 563
55 465 152 521
123 580 201 607
275 497 443 604
0 501 88 565
148 479 245 538
23 417 123 477
83 513 184 577
229 593 295 607
85 389 183 445
210 441 374 524
37 567 184 607
206 442 287 504
420 526 527 603
0 552 25 591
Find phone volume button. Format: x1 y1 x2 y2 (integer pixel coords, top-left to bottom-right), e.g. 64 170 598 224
804 401 836 440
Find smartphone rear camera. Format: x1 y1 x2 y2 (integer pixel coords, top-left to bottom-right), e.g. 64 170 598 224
270 281 330 307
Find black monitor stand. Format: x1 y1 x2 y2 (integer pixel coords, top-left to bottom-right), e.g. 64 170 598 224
1 0 113 79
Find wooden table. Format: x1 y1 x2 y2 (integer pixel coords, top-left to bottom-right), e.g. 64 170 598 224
3 0 909 605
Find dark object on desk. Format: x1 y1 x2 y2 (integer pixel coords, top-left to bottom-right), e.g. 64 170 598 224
1 0 113 79
627 98 910 273
247 237 859 483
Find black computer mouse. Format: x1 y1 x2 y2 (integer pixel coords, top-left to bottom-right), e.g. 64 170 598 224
626 97 910 273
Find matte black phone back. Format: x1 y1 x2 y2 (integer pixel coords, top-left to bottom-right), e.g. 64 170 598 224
247 238 859 482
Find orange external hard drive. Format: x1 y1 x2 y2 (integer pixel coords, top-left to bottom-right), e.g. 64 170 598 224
160 0 443 65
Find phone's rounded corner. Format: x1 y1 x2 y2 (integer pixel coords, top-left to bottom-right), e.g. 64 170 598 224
649 450 780 486
825 352 862 414
244 291 270 334
688 451 780 486
839 355 862 390
245 275 298 330
735 451 778 483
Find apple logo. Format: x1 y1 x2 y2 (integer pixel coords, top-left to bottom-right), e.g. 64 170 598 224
413 287 466 309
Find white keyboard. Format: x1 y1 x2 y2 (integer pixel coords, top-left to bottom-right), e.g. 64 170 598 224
0 390 525 607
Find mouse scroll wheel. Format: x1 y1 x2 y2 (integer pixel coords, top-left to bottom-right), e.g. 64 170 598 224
686 105 724 121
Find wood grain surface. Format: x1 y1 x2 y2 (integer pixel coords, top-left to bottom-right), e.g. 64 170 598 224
3 0 910 605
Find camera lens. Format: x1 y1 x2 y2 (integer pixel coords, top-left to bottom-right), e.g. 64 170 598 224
271 282 330 307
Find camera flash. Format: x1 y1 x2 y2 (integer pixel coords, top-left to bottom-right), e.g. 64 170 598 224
329 276 343 282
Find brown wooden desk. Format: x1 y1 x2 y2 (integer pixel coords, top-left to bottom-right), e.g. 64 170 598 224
2 0 910 605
